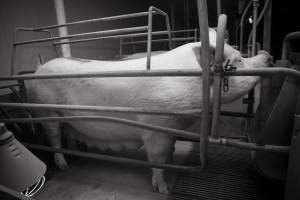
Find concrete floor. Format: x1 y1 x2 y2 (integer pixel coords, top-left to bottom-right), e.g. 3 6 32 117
35 141 194 200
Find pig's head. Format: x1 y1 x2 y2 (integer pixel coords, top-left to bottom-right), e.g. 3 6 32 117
220 48 272 104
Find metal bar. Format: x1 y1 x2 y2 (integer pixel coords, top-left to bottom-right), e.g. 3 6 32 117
217 0 222 16
24 142 200 172
208 138 290 154
0 69 203 81
220 111 254 118
0 116 200 140
146 7 153 70
239 0 252 51
0 102 201 117
54 31 169 45
1 116 290 154
151 6 168 17
14 26 149 46
211 14 227 139
122 37 196 45
197 0 211 169
165 13 172 50
0 83 22 90
2 67 300 82
251 0 259 56
54 0 71 57
29 12 150 31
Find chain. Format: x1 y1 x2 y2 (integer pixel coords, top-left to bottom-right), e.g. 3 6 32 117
222 59 237 92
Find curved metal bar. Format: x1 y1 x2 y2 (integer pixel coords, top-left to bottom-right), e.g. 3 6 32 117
239 0 252 51
281 31 300 60
0 116 200 140
0 102 201 117
211 14 227 139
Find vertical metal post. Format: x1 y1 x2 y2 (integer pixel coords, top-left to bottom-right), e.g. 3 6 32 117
251 0 259 57
54 0 71 57
217 0 222 16
211 14 227 139
119 38 123 59
146 6 153 70
197 0 211 169
165 15 173 50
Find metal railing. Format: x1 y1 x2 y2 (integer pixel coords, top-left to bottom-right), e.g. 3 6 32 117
11 6 172 74
119 28 198 58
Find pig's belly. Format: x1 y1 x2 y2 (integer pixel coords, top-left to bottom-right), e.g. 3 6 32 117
68 120 144 152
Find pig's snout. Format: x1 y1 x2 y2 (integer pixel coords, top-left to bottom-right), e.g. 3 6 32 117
257 50 273 67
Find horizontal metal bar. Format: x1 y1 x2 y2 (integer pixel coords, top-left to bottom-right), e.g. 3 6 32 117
24 142 200 172
226 66 300 80
151 6 168 17
1 116 200 140
54 31 169 45
2 116 290 154
0 69 203 81
14 26 148 46
0 83 22 90
122 37 196 45
209 137 290 154
220 111 254 118
0 102 201 117
28 12 150 31
171 29 198 34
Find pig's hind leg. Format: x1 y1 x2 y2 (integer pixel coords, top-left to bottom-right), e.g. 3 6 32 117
42 120 68 170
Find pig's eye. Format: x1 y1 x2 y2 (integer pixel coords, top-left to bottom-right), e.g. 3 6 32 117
237 59 242 63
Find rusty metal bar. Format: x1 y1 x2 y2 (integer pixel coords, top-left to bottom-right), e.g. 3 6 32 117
54 31 169 45
14 26 148 46
0 102 201 117
197 0 211 169
23 142 200 172
211 14 227 139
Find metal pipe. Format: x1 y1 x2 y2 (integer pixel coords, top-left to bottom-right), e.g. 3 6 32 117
239 0 252 51
54 0 71 57
281 31 300 60
0 116 200 140
211 14 227 139
0 102 201 117
197 0 211 169
54 31 169 45
0 69 203 81
208 138 290 154
247 0 270 55
30 12 150 31
217 0 222 16
122 37 196 45
2 67 300 82
146 6 154 70
0 83 22 90
251 0 259 56
24 143 200 172
14 26 149 46
1 117 290 154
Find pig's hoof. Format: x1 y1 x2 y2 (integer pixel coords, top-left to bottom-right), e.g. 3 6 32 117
152 180 169 194
54 153 69 170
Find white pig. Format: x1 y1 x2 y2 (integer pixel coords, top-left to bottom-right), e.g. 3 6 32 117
26 30 271 194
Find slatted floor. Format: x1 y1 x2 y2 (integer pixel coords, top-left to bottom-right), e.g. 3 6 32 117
168 144 285 200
